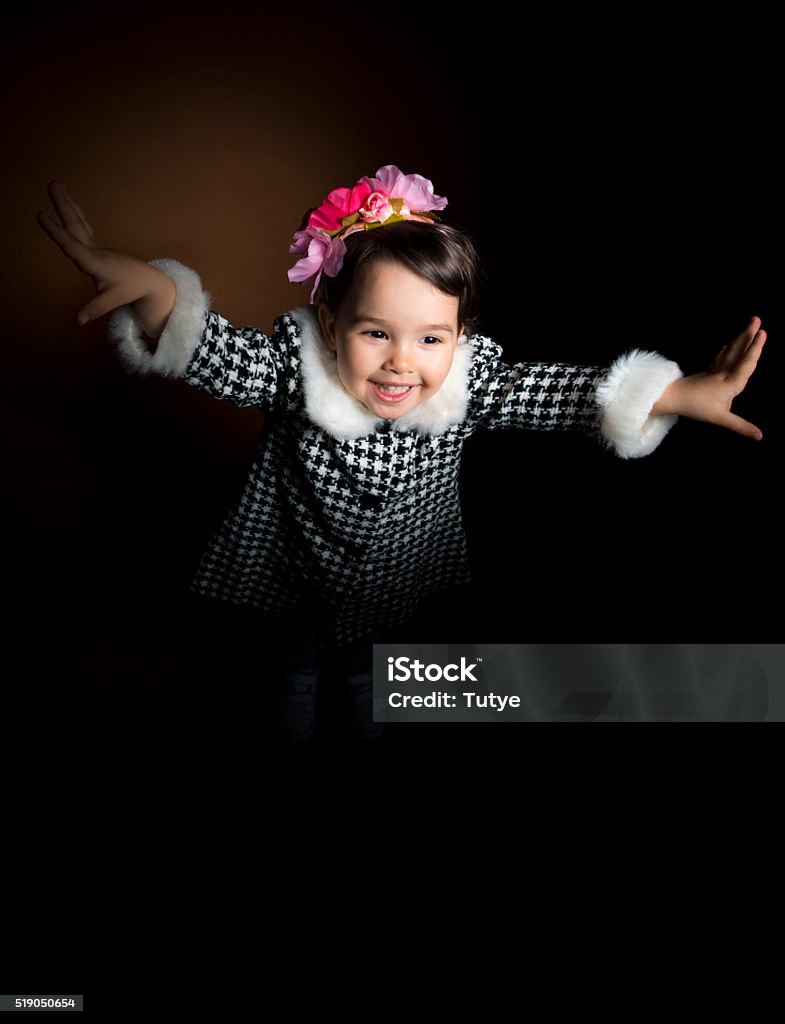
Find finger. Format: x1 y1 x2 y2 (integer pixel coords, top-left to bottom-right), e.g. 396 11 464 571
76 285 131 327
46 180 94 246
62 184 95 242
36 210 102 277
728 329 767 388
717 409 764 441
716 316 761 369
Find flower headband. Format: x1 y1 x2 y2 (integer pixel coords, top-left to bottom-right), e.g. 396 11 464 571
287 164 448 303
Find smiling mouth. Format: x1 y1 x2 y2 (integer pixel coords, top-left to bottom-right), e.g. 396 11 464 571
370 381 420 403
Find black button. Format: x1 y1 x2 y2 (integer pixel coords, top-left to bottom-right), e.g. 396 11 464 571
358 492 382 509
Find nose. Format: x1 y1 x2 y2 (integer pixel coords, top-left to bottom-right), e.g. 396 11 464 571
381 341 416 375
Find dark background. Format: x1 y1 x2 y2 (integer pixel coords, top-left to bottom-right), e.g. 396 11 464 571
3 2 782 994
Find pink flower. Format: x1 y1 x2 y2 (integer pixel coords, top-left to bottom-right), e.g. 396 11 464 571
288 226 347 302
358 190 394 223
359 164 448 213
287 165 450 303
308 180 372 233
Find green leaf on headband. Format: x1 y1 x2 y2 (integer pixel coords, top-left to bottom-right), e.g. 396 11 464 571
365 215 404 231
341 212 359 228
368 213 405 229
390 198 405 213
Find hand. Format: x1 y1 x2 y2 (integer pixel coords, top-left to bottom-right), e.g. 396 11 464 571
652 316 767 440
36 180 168 327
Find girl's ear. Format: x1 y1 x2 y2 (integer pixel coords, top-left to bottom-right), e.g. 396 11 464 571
317 302 337 352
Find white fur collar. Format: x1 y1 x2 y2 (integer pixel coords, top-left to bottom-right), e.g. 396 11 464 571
289 304 473 440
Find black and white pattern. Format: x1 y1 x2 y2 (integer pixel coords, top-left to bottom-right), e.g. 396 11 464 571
108 258 684 646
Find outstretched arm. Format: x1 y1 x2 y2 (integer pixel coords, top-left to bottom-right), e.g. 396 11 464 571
36 182 290 411
650 317 767 441
108 259 290 411
464 334 685 459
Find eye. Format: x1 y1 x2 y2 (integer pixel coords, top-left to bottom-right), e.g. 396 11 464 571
422 336 442 346
364 330 387 340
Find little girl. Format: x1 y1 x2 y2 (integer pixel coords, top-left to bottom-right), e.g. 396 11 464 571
36 166 767 743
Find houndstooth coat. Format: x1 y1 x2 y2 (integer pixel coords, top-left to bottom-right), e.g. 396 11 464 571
108 258 684 646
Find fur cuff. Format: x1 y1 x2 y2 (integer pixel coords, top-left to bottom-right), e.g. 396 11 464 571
595 348 684 459
107 258 212 377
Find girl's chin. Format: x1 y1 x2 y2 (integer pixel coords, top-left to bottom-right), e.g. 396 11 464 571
372 400 418 418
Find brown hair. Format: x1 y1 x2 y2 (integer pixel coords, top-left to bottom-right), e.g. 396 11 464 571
313 218 486 337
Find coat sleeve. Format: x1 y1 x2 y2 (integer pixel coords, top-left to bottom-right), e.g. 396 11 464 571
464 334 684 459
107 258 289 410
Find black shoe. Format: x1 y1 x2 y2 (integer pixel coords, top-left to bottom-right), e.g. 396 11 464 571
345 670 385 741
279 670 319 742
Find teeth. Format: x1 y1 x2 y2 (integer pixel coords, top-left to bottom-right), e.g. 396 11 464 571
377 384 411 393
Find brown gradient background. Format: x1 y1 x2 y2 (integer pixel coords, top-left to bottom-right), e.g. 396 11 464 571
4 4 783 983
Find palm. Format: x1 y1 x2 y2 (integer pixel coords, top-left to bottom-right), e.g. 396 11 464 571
698 316 767 438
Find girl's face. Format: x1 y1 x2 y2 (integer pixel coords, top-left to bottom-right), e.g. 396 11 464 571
317 260 464 420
